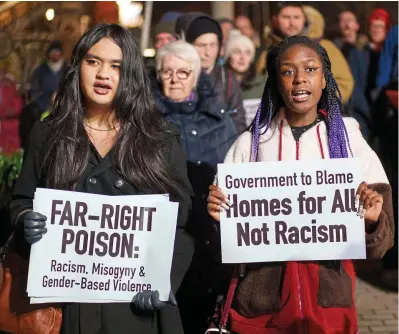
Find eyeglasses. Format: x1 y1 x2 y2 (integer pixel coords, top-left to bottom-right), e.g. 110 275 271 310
158 68 192 80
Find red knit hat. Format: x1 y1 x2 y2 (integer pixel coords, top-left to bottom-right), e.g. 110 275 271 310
368 8 391 29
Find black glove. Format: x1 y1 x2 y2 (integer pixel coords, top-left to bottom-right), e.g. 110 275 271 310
20 211 47 244
132 290 177 311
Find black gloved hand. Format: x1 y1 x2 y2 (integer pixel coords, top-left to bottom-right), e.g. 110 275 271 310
20 211 48 244
132 290 177 311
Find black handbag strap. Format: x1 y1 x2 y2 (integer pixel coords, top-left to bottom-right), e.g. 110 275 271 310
0 232 15 262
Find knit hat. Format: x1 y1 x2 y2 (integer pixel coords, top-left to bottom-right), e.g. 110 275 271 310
47 40 62 54
152 21 178 40
185 16 222 44
368 8 391 29
224 30 255 61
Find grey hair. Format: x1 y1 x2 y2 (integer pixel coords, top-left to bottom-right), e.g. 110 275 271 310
155 40 201 86
224 30 255 62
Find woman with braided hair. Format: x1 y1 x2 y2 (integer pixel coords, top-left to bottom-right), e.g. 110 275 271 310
206 36 394 333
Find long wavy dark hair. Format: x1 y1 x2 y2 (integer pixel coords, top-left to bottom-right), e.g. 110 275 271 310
44 24 179 196
250 35 353 161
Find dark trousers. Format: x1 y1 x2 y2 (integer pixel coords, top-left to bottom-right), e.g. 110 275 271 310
379 120 398 270
177 262 233 334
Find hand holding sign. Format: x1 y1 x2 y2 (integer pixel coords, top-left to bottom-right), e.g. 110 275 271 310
207 184 230 222
22 211 48 244
132 290 177 311
356 181 383 223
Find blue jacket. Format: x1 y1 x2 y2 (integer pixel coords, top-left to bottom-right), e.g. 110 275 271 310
376 25 398 88
344 45 372 140
30 62 66 112
151 71 238 172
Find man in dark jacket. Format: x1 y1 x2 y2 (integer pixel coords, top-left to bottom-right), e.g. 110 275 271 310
29 40 67 114
175 12 247 133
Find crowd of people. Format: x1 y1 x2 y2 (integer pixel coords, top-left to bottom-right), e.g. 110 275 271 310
1 2 397 334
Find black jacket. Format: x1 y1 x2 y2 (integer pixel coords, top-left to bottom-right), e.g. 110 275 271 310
175 12 247 134
10 119 194 334
150 71 236 287
210 65 247 133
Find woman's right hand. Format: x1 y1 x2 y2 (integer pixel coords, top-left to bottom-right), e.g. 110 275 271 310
207 184 230 222
20 211 48 244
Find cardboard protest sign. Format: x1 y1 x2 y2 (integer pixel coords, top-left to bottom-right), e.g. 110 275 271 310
28 189 178 303
217 158 366 263
243 98 261 126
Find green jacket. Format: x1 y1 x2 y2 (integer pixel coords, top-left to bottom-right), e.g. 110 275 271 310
242 74 267 100
241 74 267 126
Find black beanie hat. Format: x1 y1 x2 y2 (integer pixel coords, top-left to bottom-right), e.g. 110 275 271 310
185 17 222 44
47 40 62 54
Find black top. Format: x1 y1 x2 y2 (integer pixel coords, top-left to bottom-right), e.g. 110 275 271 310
290 117 321 141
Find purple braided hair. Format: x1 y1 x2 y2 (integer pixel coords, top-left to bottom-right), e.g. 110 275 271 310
250 36 353 162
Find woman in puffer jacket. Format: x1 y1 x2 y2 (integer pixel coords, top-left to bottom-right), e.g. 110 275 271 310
150 40 239 334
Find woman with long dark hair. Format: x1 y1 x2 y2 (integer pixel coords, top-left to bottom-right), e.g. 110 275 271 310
207 36 394 333
10 24 193 334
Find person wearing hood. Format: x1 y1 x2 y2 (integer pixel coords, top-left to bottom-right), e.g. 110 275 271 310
175 12 247 134
224 30 267 126
151 40 238 334
256 2 354 106
29 40 68 114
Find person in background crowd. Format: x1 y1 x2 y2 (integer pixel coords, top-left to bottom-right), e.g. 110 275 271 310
365 9 391 101
175 12 246 133
304 6 369 139
153 21 178 51
335 10 368 51
217 17 235 60
235 15 263 66
0 69 23 153
374 24 398 289
235 15 261 48
376 25 398 89
332 8 390 142
11 24 193 334
224 30 267 126
29 40 67 115
19 91 55 150
256 1 305 74
151 40 238 334
258 2 354 106
145 13 180 70
208 35 394 334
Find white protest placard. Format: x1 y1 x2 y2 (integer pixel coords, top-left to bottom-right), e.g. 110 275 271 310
30 297 118 304
28 189 178 303
217 158 366 263
243 98 261 126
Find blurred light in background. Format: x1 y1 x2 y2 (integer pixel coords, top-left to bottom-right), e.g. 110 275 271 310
117 0 143 28
143 48 155 57
45 8 55 21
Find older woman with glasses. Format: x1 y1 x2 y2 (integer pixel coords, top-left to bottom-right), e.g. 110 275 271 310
149 40 238 333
